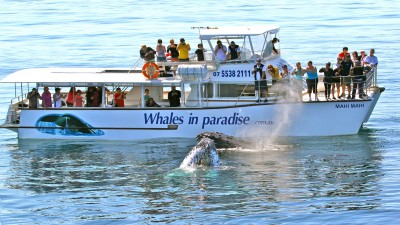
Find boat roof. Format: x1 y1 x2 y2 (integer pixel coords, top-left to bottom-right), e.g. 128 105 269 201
0 68 182 86
198 25 280 39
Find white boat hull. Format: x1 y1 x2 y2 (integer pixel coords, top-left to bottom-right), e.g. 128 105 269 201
15 97 378 140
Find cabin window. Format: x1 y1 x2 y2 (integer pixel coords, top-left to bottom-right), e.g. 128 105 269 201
214 84 253 97
202 83 213 98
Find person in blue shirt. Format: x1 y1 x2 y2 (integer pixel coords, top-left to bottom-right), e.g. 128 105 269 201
291 62 306 101
364 49 378 67
305 61 319 101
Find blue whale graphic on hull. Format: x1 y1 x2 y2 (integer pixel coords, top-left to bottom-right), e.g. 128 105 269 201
35 113 104 136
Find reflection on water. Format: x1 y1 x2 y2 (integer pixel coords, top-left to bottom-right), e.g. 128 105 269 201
2 129 384 223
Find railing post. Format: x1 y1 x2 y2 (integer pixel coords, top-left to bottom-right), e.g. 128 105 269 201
374 66 378 86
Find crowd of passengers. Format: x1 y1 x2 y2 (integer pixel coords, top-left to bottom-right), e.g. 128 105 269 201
253 47 378 102
26 85 182 109
25 46 378 108
26 86 106 109
140 38 242 63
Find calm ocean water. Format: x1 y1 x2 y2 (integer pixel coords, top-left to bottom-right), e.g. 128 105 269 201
1 0 400 224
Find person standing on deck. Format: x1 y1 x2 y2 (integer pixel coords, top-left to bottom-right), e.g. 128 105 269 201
41 86 52 109
319 62 334 100
27 88 42 108
168 85 181 107
340 55 353 99
305 61 319 101
227 41 241 60
53 87 66 108
291 62 306 101
214 40 227 61
252 59 268 102
114 87 126 107
156 39 167 62
195 43 206 61
177 38 191 62
364 48 378 67
337 46 350 60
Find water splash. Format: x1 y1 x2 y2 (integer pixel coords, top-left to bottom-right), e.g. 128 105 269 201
240 83 305 147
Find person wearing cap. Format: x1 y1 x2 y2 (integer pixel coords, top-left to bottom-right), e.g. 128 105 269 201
27 88 42 108
177 38 191 61
53 87 66 108
168 85 181 107
214 40 227 61
364 48 378 67
252 59 268 102
41 86 52 108
227 41 241 60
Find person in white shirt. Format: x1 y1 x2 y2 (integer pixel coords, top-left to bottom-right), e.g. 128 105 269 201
364 49 378 66
214 40 227 61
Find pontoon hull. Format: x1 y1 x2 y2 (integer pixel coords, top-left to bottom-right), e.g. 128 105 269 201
14 97 379 140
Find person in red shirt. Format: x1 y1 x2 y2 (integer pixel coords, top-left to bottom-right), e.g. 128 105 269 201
337 47 351 60
74 90 84 107
114 87 126 107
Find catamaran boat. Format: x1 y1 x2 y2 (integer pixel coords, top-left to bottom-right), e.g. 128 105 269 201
0 26 384 140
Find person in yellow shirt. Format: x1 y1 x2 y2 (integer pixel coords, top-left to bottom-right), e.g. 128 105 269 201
177 38 191 61
267 64 281 85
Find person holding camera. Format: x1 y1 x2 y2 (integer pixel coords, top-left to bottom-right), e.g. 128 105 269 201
214 40 227 61
114 87 126 107
27 88 42 108
53 87 66 108
177 38 191 62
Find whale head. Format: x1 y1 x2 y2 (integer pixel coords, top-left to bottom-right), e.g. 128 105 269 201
179 138 221 169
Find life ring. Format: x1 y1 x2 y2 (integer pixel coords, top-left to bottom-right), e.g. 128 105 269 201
142 62 160 79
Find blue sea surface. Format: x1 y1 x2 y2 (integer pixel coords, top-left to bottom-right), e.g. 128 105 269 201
1 0 400 224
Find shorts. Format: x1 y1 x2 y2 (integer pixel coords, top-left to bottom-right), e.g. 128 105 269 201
157 56 167 62
306 78 317 94
255 80 267 91
341 76 352 86
332 77 340 83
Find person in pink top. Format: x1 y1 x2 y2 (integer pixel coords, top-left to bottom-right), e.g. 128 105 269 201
41 86 52 108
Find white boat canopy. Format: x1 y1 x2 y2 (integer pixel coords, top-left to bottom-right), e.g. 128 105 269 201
198 25 280 40
0 68 182 86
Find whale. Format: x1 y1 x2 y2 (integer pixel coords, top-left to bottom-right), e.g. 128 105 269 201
179 137 221 169
196 132 250 149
